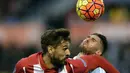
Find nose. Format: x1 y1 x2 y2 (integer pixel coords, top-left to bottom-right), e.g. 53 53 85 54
65 49 71 57
86 38 91 43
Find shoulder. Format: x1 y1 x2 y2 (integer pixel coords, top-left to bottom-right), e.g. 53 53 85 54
66 58 87 67
13 52 42 73
15 57 28 69
66 58 87 73
14 57 28 73
15 52 40 69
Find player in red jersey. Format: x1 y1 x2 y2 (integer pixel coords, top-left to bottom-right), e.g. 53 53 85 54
13 28 119 73
66 32 119 73
73 33 108 73
14 28 71 73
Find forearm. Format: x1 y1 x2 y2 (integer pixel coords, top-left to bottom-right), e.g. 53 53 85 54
81 55 120 73
94 55 119 73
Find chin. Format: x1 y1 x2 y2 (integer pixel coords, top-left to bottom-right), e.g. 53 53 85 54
56 62 64 68
52 60 65 68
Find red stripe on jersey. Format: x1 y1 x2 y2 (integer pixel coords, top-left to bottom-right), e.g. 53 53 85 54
38 52 48 70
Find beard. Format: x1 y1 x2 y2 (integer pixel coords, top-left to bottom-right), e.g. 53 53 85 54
80 45 95 55
51 57 66 69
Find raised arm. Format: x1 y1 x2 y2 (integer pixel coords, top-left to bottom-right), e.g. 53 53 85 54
81 55 120 73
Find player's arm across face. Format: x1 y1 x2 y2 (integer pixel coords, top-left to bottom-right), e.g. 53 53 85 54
81 55 120 73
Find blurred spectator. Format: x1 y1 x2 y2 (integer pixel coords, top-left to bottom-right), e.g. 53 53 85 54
109 5 128 24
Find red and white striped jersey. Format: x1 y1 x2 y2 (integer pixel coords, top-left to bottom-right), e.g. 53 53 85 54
13 52 119 73
13 52 83 73
14 52 60 73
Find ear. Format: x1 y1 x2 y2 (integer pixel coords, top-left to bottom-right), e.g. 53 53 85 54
48 45 55 54
95 50 102 56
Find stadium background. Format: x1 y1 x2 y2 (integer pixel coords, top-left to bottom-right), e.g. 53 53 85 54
0 0 130 73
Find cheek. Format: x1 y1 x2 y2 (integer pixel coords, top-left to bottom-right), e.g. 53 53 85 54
54 50 65 60
88 43 98 49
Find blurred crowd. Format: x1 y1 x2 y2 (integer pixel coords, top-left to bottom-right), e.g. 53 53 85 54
0 0 130 73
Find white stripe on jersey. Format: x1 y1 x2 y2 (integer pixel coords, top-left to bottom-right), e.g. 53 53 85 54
91 67 106 73
23 67 26 73
70 64 74 73
34 64 44 73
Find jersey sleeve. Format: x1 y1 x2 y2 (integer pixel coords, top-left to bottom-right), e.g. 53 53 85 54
13 58 27 73
81 55 120 73
66 58 88 73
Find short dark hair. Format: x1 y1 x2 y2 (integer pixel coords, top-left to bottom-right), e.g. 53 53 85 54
41 28 70 54
92 33 108 54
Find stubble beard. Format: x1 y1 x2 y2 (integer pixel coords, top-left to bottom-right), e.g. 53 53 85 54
51 57 65 69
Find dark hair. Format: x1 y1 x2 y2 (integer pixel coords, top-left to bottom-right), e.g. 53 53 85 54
92 33 108 54
41 28 70 54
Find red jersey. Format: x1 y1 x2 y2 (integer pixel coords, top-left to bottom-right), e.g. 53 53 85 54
13 52 119 73
67 55 120 73
14 52 59 73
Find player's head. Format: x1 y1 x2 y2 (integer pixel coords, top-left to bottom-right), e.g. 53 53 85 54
80 33 108 55
41 28 71 68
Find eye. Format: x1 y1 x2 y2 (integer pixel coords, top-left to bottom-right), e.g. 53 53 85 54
63 47 68 51
64 47 68 50
92 38 96 42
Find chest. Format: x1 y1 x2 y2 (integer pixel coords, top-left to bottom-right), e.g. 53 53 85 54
25 64 71 73
24 64 58 73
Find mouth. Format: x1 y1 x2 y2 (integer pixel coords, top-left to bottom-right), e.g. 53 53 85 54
63 57 68 61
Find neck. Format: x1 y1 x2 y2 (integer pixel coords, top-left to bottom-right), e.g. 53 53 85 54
80 51 101 56
78 52 85 57
43 53 55 69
